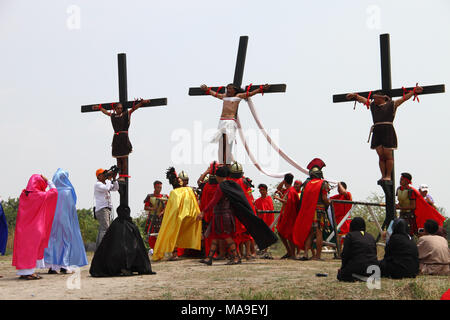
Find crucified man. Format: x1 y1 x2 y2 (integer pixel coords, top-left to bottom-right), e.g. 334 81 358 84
200 83 270 165
346 83 423 182
93 98 150 181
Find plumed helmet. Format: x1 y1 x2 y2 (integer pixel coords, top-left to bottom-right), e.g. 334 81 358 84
307 158 326 171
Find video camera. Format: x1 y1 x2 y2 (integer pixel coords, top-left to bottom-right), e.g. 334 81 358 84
104 165 120 178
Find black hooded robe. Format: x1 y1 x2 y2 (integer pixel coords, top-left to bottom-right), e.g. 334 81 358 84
379 219 419 279
89 206 155 277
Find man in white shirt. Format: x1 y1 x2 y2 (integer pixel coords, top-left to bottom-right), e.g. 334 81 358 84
94 168 119 249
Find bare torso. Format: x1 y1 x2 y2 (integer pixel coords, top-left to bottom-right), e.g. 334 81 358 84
220 98 241 118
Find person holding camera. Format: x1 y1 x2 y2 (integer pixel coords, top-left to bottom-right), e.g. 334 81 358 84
94 167 119 249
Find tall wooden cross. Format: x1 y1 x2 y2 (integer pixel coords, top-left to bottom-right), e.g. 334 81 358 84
81 53 167 208
333 34 445 234
188 36 287 164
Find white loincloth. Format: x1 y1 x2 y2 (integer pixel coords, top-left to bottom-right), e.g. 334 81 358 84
210 118 238 144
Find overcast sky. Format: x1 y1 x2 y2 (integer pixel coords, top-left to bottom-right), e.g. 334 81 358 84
1 0 449 218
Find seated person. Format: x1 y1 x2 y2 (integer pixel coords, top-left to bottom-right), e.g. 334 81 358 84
417 219 450 276
337 217 379 282
379 219 419 279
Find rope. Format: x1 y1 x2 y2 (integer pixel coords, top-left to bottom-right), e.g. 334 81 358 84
236 97 338 185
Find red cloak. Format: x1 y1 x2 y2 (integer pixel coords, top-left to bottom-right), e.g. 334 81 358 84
12 175 58 270
292 179 324 250
254 196 275 231
411 187 445 228
199 181 219 256
276 187 300 241
330 192 352 235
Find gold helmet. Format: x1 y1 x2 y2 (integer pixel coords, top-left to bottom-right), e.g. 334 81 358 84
229 161 243 174
179 170 189 181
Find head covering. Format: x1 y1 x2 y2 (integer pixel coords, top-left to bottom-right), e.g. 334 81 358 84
419 184 428 192
349 217 366 232
166 167 181 189
230 161 243 174
401 172 412 182
307 158 326 171
44 168 88 268
96 168 105 177
209 161 219 176
392 219 409 237
179 171 189 181
12 174 58 270
309 167 323 179
53 168 77 204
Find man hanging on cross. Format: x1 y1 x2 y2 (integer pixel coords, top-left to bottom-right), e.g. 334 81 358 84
93 98 150 181
200 83 270 165
346 83 423 182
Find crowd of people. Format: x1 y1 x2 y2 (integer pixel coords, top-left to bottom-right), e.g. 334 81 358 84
1 158 448 285
139 159 448 281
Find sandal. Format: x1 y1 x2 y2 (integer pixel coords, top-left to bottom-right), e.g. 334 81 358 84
19 274 42 280
298 256 310 261
48 269 58 274
280 253 290 259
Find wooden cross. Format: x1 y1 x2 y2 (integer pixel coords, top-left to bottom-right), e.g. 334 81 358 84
332 34 445 233
81 53 167 207
188 36 287 164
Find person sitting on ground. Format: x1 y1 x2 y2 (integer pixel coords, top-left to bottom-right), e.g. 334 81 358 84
417 219 450 276
337 217 379 282
379 219 419 279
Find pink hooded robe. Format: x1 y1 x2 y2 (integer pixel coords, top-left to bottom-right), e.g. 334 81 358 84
12 174 58 270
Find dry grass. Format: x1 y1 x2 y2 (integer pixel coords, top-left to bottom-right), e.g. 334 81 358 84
0 246 448 300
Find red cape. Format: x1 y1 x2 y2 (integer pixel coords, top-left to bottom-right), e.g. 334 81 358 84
12 175 58 269
330 192 352 234
411 187 445 228
199 182 219 256
292 179 324 250
276 186 300 241
255 196 275 231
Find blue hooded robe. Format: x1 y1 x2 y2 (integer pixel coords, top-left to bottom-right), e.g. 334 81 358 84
0 202 8 255
44 169 88 268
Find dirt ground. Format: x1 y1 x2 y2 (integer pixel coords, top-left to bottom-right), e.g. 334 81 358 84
0 250 448 300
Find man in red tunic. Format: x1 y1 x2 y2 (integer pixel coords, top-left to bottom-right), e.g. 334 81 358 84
330 182 352 244
293 158 330 261
275 174 301 259
255 184 275 231
254 184 275 259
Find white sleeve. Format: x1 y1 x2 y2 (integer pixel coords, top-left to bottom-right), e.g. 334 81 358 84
110 180 119 191
47 181 56 189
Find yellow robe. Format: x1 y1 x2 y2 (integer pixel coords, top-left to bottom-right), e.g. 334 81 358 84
152 187 202 261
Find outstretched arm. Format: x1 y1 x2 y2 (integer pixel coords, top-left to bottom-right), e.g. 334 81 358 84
201 84 225 99
237 84 270 99
92 104 111 116
129 98 151 114
394 84 423 108
346 93 368 106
